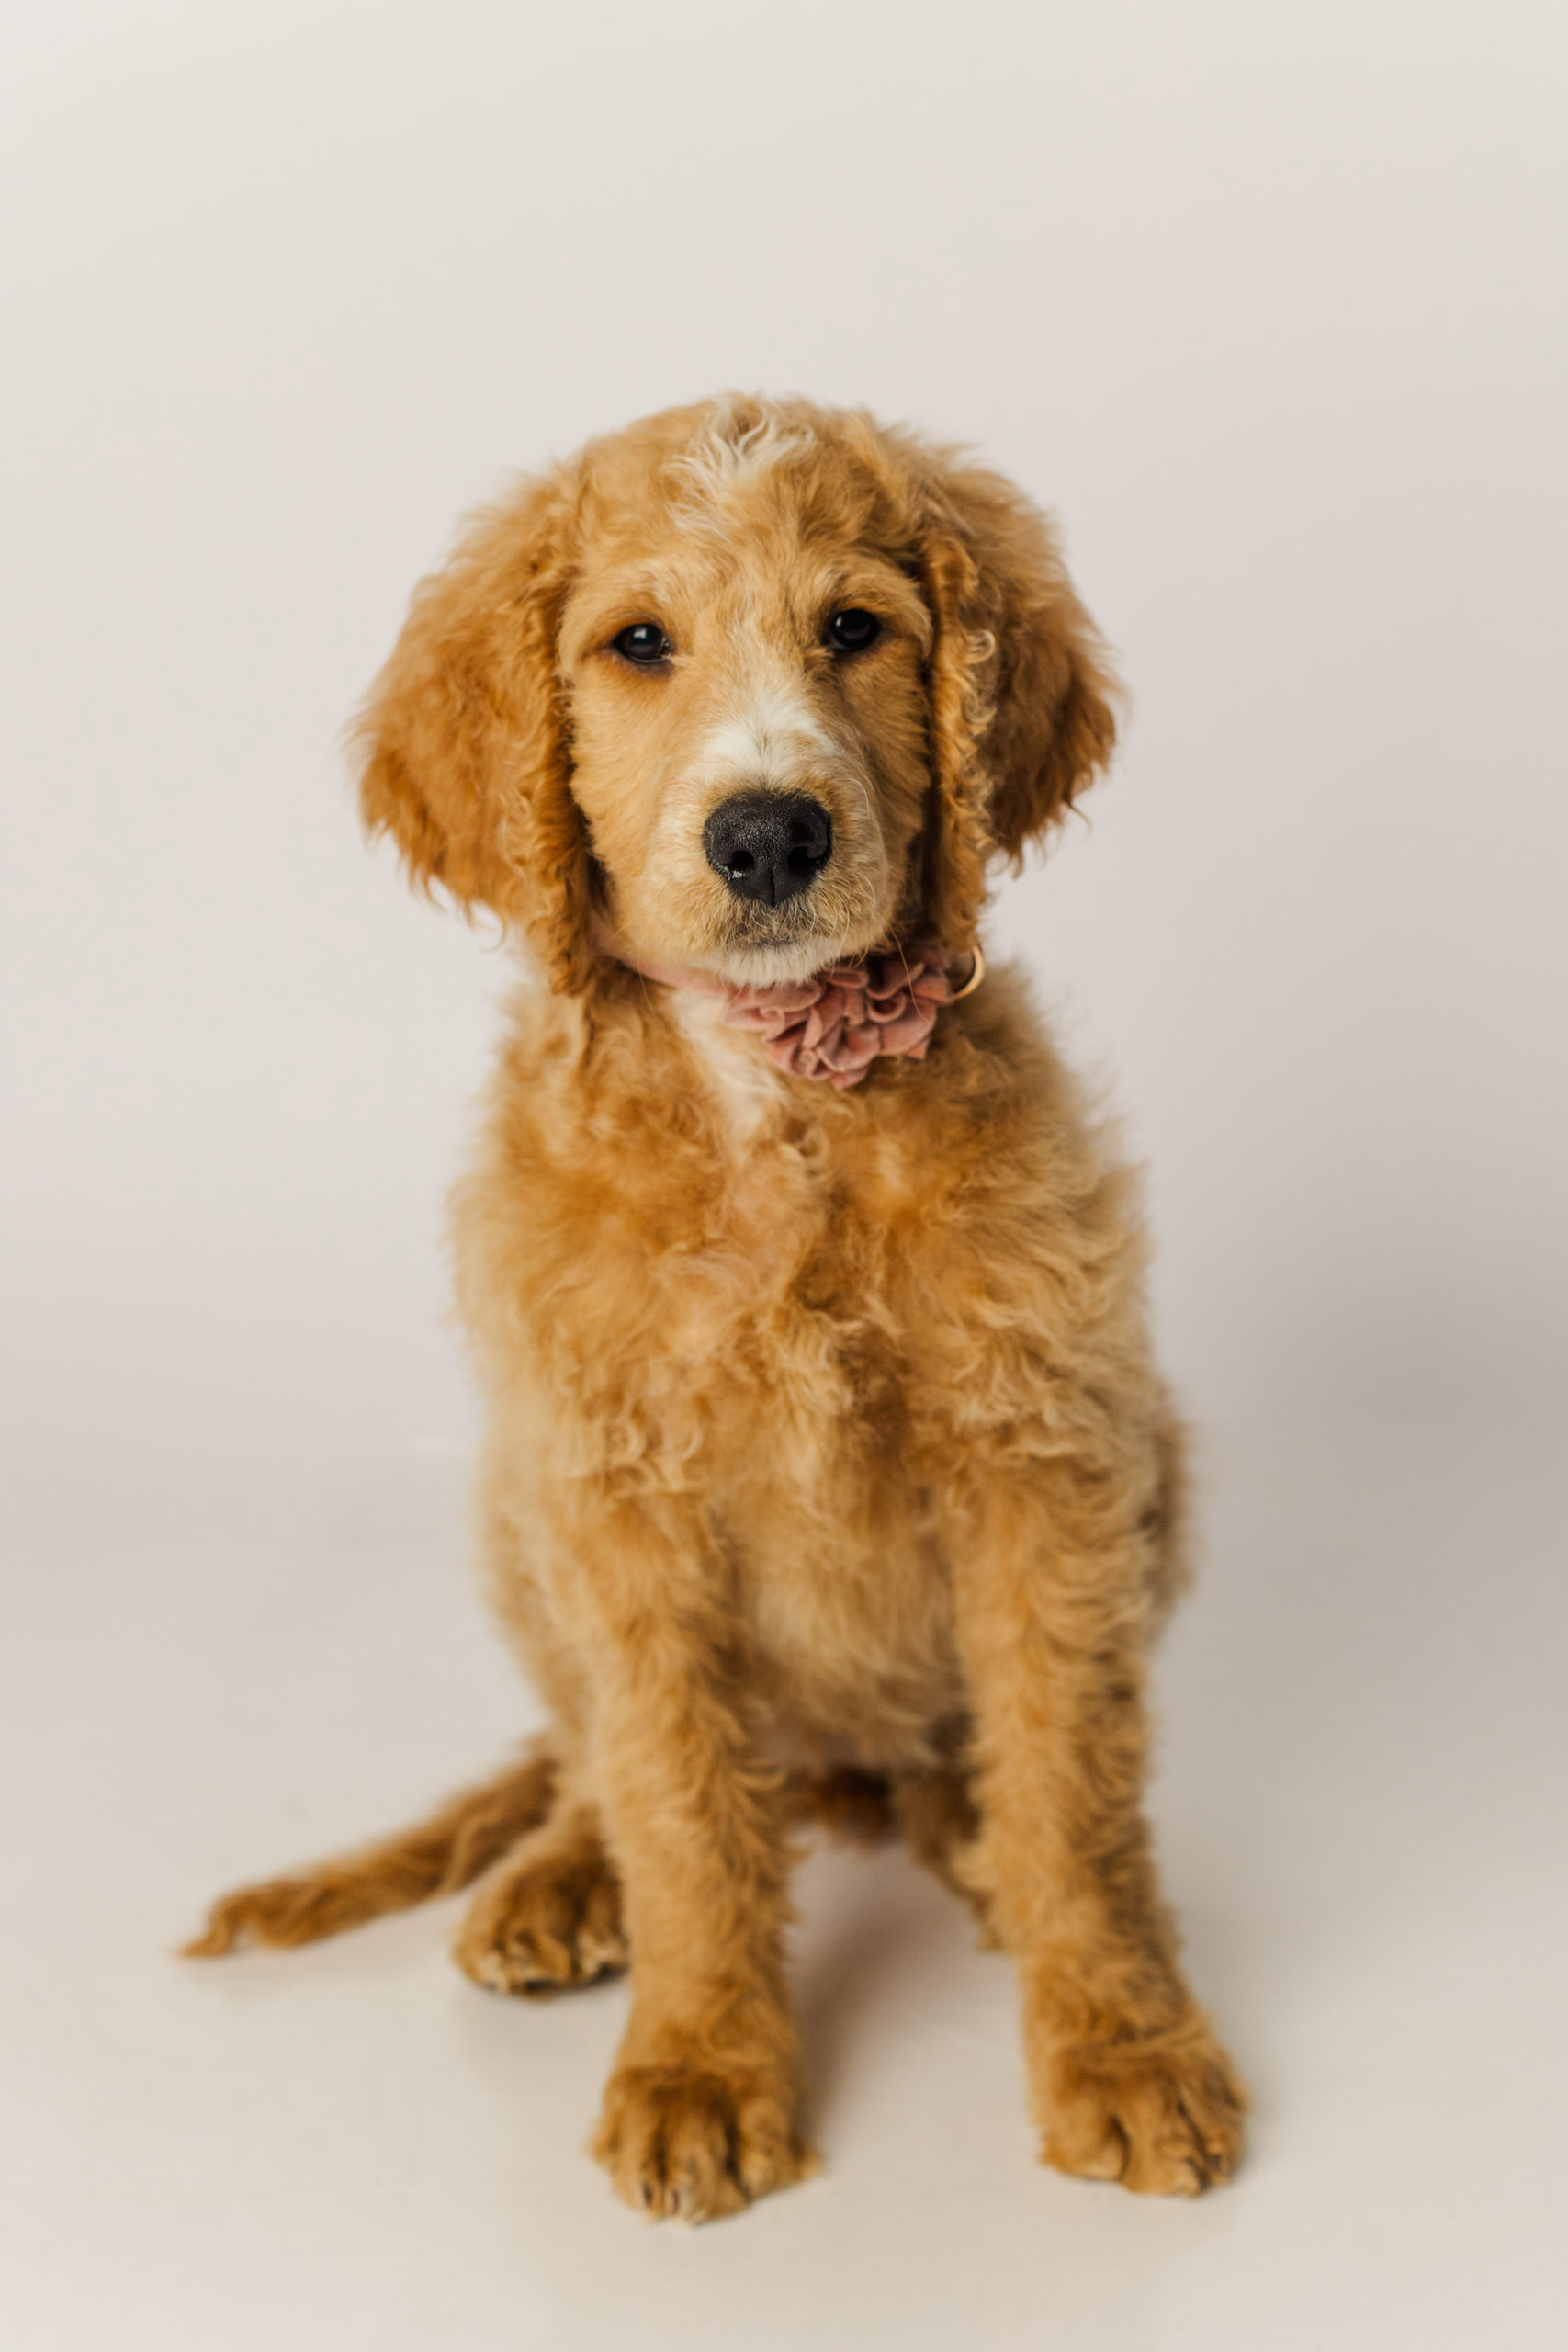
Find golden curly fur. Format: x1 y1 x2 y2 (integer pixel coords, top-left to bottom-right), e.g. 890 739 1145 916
186 394 1245 2220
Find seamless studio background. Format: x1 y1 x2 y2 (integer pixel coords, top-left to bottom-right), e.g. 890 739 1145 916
2 3 1564 2346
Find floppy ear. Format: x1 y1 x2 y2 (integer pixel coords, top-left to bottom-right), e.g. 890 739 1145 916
354 469 592 992
917 461 1121 950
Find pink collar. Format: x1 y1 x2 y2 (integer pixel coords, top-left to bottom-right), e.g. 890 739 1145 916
613 940 984 1091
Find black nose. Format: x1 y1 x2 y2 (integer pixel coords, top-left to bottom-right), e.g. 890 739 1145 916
702 792 833 906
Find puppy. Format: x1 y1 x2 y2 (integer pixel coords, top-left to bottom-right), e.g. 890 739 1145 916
188 394 1245 2221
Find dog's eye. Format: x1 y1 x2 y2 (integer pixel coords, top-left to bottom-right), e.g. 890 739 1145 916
613 622 672 666
825 608 881 655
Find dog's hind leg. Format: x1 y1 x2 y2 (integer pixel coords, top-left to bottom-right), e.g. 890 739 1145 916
1135 1396 1195 1631
455 1756 887 1997
181 1738 558 1956
891 1762 1000 1944
784 1758 998 1940
787 1763 897 1845
454 1781 626 1995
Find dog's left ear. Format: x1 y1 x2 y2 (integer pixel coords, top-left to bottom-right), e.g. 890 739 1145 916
916 460 1121 949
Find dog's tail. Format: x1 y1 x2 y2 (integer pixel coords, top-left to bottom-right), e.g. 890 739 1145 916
180 1740 558 1957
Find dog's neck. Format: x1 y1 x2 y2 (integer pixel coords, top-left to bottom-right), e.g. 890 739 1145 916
604 939 983 1091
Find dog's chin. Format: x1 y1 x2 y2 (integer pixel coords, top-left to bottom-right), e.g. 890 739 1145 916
704 871 900 986
604 871 896 992
703 935 841 989
695 910 891 989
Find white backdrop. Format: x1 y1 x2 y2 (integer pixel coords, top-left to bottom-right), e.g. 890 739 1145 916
3 5 1565 2347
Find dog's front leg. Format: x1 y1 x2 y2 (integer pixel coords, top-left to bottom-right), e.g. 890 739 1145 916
947 1462 1246 2195
565 1491 810 2222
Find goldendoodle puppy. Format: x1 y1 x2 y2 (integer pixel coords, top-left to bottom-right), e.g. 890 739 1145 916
187 393 1245 2220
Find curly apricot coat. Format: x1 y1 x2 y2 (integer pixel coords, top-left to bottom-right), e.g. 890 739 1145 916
187 395 1245 2220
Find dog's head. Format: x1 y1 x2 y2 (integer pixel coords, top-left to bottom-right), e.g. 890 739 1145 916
356 395 1119 992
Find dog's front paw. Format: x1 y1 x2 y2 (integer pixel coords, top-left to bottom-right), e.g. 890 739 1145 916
592 2062 815 2222
1042 2015 1246 2195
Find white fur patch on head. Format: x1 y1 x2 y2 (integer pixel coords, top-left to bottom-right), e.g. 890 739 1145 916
667 398 813 517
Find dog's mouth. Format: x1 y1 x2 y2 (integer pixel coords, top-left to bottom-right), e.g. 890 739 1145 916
706 886 886 976
696 881 902 989
596 895 843 992
728 906 819 949
604 791 895 989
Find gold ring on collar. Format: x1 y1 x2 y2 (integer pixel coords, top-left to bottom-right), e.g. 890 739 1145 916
948 942 986 1001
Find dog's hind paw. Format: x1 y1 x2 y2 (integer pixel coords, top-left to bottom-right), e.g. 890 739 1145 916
454 1827 626 1996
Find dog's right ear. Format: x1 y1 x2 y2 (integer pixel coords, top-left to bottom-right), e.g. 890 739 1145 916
354 469 592 992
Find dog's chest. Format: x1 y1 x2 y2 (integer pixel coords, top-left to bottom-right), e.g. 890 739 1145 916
669 989 791 1148
660 1069 964 1748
